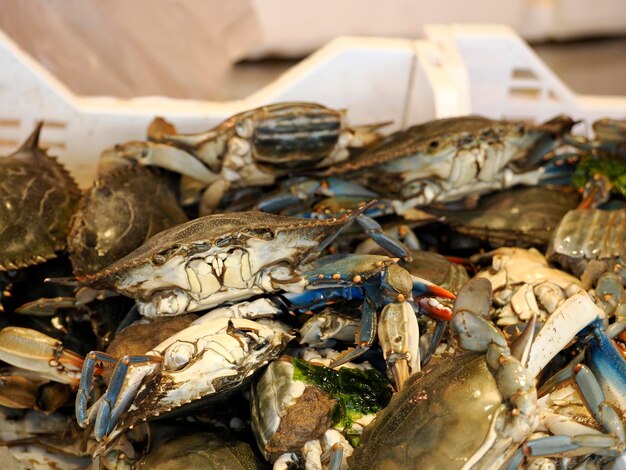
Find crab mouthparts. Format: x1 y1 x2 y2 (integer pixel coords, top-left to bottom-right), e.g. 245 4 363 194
120 244 307 317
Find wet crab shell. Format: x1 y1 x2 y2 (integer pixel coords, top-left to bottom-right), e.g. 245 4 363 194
322 115 574 188
67 166 188 276
548 208 626 275
140 432 264 470
431 187 580 249
222 102 349 170
153 102 352 172
76 210 360 315
0 124 80 271
351 353 508 470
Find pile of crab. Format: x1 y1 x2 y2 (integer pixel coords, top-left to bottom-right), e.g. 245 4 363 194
0 105 625 470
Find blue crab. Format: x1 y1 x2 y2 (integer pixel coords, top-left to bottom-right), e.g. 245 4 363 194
68 166 188 276
71 205 415 317
350 278 622 469
100 102 387 212
256 115 575 216
251 352 391 469
75 305 294 445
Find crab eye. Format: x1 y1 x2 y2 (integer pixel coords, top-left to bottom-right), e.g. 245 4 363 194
163 343 195 371
153 246 179 265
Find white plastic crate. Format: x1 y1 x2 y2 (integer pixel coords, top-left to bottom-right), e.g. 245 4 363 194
249 0 626 56
0 23 625 187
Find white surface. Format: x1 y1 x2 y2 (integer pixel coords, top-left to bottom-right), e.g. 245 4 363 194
249 0 626 56
0 24 625 186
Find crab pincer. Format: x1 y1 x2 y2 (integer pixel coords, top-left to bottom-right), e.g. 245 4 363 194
0 327 84 386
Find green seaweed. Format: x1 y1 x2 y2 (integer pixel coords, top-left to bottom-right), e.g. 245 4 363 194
572 152 626 199
292 357 391 445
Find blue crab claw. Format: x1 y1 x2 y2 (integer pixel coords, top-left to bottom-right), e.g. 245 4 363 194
538 318 626 412
285 254 428 390
76 350 163 441
507 364 625 469
377 301 420 390
95 355 163 441
413 276 456 300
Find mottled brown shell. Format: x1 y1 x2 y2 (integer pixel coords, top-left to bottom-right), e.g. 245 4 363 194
141 432 263 470
351 354 503 470
0 124 80 271
67 166 188 275
435 187 580 248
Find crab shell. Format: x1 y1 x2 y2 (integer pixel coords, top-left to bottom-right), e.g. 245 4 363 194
351 353 514 469
108 317 294 442
67 166 188 276
78 210 359 317
322 115 574 198
432 186 580 249
152 102 356 173
548 208 626 276
0 124 80 271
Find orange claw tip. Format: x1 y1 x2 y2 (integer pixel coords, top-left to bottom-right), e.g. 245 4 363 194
444 256 471 266
426 283 456 300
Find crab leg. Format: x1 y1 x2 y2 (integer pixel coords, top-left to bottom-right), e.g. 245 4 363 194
328 299 378 368
321 443 345 470
507 365 625 468
0 327 83 385
76 351 118 428
507 434 621 469
420 319 447 367
255 177 378 213
526 292 603 380
588 321 626 408
100 142 219 184
95 354 163 441
0 375 40 409
451 278 539 449
377 301 420 390
354 214 413 261
573 365 625 443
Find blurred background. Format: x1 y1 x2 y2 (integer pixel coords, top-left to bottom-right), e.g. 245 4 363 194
2 0 625 100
